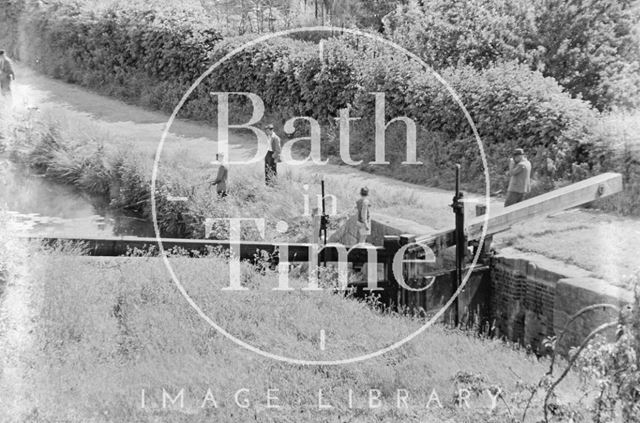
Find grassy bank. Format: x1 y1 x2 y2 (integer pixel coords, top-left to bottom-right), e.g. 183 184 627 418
0 233 595 422
0 104 461 241
0 104 320 240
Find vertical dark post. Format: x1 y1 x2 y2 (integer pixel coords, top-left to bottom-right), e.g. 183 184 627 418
450 164 465 327
320 180 328 267
383 235 401 312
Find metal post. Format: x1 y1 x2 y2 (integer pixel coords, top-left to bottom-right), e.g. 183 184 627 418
383 235 401 312
320 180 329 267
450 164 465 327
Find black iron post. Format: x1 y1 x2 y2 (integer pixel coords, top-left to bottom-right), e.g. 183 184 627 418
450 164 466 327
319 180 329 267
383 235 402 312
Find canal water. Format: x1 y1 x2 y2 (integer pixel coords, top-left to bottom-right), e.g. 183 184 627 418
0 157 154 237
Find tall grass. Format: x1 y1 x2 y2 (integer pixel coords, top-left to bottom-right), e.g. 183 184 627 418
14 245 591 422
1 105 316 239
0 104 464 242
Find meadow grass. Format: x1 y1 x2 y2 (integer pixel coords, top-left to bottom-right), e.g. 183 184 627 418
0 234 593 422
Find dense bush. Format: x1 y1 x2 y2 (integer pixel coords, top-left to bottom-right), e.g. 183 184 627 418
0 0 24 56
383 0 539 70
533 0 640 111
384 0 640 111
573 277 640 422
15 2 223 112
293 38 600 190
196 34 602 191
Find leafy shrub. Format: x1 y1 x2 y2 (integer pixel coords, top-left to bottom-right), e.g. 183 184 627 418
533 0 640 111
0 0 24 56
572 276 640 422
202 33 603 192
384 0 640 111
14 2 223 114
349 55 598 190
383 0 538 70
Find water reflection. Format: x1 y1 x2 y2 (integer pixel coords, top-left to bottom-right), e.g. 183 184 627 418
1 157 154 238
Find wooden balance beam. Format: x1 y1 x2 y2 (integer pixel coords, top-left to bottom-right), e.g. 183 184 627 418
412 172 623 252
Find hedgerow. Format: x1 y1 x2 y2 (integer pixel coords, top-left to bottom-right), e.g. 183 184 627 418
0 0 23 56
15 2 223 111
351 57 600 191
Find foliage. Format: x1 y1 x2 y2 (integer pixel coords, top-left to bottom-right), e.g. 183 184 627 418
572 279 640 422
202 34 607 192
349 55 599 191
0 0 24 56
15 2 223 112
384 0 640 111
383 0 539 70
533 0 640 111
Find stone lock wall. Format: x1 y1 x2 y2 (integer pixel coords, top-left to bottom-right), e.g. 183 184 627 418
554 277 634 354
490 247 634 353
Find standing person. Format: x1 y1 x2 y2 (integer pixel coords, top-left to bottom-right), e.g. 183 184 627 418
210 153 228 198
505 148 531 207
264 124 281 185
0 50 15 98
356 187 371 244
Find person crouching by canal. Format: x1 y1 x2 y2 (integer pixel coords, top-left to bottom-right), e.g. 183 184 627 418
505 148 531 207
356 187 371 244
0 50 15 99
210 153 228 198
264 124 281 185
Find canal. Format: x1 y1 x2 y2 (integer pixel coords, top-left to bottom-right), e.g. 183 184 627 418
0 156 154 237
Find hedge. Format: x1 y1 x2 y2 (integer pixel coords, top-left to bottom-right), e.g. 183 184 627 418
13 2 223 112
2 1 633 210
0 0 23 56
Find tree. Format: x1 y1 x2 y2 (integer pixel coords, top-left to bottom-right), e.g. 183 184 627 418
532 0 640 110
383 0 538 70
383 0 640 110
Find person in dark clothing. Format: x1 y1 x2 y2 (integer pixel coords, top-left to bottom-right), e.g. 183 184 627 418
0 50 15 98
264 124 281 185
210 153 228 198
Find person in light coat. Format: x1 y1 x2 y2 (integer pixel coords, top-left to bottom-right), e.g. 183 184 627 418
0 50 15 98
505 148 532 207
356 187 371 244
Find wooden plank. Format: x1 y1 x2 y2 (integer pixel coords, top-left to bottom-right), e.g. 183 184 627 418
414 172 623 250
